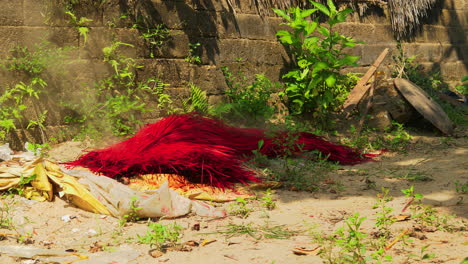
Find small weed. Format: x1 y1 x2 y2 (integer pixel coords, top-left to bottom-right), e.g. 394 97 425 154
118 196 141 228
65 11 92 44
0 198 15 230
137 24 170 58
229 198 254 219
213 222 295 240
25 142 51 157
214 68 278 126
372 188 395 240
137 222 183 249
182 83 209 114
185 42 201 64
455 180 468 194
7 174 37 197
261 189 276 210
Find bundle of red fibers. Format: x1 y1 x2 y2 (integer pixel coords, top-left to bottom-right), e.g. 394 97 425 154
65 114 377 188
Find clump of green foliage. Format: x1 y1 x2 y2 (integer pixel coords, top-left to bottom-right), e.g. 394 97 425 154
65 11 92 44
274 0 361 124
182 83 209 114
214 67 279 125
68 41 173 137
229 198 254 218
137 222 183 250
0 42 70 142
185 42 202 64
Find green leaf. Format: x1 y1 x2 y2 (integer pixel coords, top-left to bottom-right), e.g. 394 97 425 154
339 55 360 66
300 8 317 18
327 0 337 14
312 62 328 74
304 21 318 35
336 8 353 23
279 35 293 44
273 8 291 21
325 74 336 87
310 1 330 16
317 26 330 37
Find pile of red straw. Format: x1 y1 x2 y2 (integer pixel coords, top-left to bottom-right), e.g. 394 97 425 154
65 114 376 188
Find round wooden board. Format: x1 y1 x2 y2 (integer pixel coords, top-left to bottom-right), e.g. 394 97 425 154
394 78 454 135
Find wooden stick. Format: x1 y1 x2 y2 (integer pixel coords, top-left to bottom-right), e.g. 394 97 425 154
385 228 410 251
343 48 389 115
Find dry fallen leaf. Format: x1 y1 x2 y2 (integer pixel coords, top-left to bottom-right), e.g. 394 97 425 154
185 240 199 247
149 249 164 258
292 246 320 256
200 238 217 246
392 215 411 222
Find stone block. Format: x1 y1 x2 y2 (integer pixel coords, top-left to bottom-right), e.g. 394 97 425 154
149 30 191 59
79 27 113 59
190 0 231 12
372 25 397 44
23 0 74 27
333 23 376 44
0 0 24 26
215 12 241 39
423 25 455 44
22 27 79 48
136 58 192 86
440 44 468 62
359 44 396 66
442 0 467 10
190 65 229 94
0 27 24 54
216 39 288 65
438 9 468 26
236 14 277 40
402 43 442 63
440 61 468 81
149 1 197 30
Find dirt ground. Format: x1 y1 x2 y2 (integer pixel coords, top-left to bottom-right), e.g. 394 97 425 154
0 134 467 264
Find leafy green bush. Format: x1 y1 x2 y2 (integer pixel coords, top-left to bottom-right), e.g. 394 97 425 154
274 0 361 121
214 67 278 125
0 42 70 141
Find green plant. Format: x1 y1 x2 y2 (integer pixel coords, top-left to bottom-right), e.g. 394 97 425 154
455 180 468 194
185 42 201 64
137 222 183 249
229 198 254 218
119 196 141 229
7 174 37 197
215 68 278 125
65 11 93 44
261 189 276 210
211 222 295 240
25 142 51 156
136 24 170 58
182 83 209 114
274 0 361 123
454 75 468 97
333 213 369 264
0 197 15 230
0 42 69 142
372 188 395 241
69 41 173 136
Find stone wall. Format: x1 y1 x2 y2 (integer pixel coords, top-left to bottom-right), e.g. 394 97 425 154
0 0 466 147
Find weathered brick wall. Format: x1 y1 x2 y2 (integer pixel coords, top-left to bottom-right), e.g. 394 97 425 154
0 0 466 147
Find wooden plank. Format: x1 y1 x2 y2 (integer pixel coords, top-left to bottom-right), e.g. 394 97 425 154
394 78 454 135
343 48 389 114
356 77 375 134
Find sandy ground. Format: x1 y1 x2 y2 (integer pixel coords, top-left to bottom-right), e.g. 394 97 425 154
0 135 466 264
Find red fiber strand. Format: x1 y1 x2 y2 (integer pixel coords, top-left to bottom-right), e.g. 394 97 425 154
65 114 377 188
